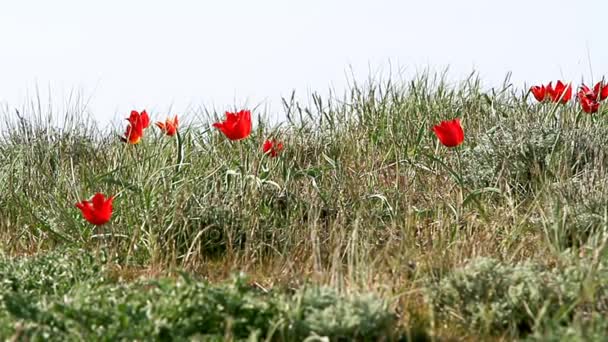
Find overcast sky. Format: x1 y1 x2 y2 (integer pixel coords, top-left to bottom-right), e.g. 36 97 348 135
0 0 606 125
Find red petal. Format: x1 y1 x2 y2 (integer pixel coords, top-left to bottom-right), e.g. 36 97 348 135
140 110 150 128
225 112 239 122
263 140 273 154
128 110 140 124
562 83 572 103
92 193 106 209
600 84 608 101
594 82 601 95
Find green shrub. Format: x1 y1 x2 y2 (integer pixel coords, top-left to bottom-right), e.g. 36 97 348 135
282 286 396 340
461 123 560 192
0 252 400 341
426 257 608 337
525 313 608 342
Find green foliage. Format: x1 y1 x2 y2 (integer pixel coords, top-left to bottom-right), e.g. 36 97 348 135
525 313 608 341
0 252 398 341
461 122 561 192
282 287 396 340
426 256 608 337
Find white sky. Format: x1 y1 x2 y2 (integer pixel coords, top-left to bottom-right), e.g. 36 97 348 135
1 0 606 125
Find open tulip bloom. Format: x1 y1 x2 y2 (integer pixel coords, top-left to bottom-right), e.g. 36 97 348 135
263 139 284 157
593 82 608 101
579 83 608 102
75 192 115 226
577 84 606 114
579 95 600 114
548 81 572 103
121 110 150 144
433 118 464 148
530 81 572 104
213 110 252 141
156 115 179 136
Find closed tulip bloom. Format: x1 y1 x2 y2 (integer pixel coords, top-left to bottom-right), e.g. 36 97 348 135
263 139 284 157
75 193 115 226
432 118 464 148
156 115 179 136
213 110 252 141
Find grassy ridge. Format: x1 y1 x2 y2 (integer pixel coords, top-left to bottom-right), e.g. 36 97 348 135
2 72 608 339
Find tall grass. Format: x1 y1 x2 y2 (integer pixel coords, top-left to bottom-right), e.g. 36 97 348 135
2 71 608 339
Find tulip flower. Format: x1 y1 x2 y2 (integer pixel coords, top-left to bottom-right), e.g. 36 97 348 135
530 85 547 102
547 81 572 103
579 96 600 114
213 110 252 141
594 82 608 101
581 82 608 102
578 85 600 113
75 192 115 226
263 139 284 157
432 118 464 148
156 115 179 137
121 110 150 144
579 84 595 98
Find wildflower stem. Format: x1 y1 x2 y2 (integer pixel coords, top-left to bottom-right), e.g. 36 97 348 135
456 147 464 213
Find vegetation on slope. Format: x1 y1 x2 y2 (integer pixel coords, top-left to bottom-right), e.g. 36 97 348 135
2 72 608 340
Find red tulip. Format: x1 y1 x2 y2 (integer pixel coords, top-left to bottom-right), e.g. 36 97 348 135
579 84 594 97
75 192 115 226
156 115 179 136
263 139 284 157
547 81 572 103
577 86 600 113
579 96 600 114
121 110 150 144
432 118 464 148
530 85 547 102
129 110 150 129
593 82 608 101
213 110 252 141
